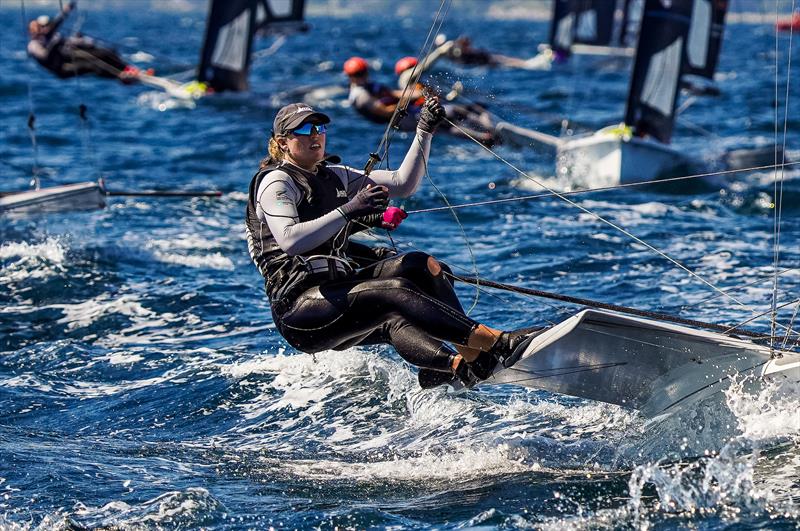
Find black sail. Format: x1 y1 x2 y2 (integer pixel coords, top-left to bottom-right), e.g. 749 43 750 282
197 0 259 92
255 0 308 34
549 0 577 53
683 0 728 79
624 0 693 144
572 0 616 46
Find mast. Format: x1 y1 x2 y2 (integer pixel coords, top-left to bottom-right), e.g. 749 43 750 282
197 0 259 92
624 0 693 144
683 0 728 80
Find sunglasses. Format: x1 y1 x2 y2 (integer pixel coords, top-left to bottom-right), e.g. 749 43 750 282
291 123 327 136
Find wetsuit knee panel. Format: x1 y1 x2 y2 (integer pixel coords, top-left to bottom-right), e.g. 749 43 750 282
426 256 443 276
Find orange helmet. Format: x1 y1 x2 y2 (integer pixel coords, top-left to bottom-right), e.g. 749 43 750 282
394 56 418 75
343 56 369 76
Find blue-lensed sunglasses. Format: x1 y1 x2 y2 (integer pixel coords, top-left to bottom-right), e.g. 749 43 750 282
291 123 327 136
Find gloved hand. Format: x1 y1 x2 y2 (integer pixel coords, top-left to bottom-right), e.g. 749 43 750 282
381 206 407 230
417 96 446 133
66 1 77 12
338 185 388 220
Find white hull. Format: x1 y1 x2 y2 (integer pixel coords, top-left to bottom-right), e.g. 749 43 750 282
557 130 694 186
0 181 106 214
485 309 800 419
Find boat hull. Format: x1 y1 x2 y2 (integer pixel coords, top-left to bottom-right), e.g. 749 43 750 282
0 181 106 215
486 309 800 419
556 131 693 187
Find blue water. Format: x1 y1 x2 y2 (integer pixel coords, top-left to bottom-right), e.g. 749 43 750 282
2 3 800 529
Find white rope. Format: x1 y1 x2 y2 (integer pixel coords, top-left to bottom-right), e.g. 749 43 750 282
770 0 796 346
443 117 748 308
406 160 800 215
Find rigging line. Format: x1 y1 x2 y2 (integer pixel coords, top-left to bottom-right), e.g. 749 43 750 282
450 274 772 340
349 224 563 325
443 117 749 308
771 0 796 346
371 0 451 171
67 10 100 181
414 133 481 315
405 160 800 215
725 296 800 337
19 0 40 190
690 266 798 307
781 299 800 348
770 0 781 344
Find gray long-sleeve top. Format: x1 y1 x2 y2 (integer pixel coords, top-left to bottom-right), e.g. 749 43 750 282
255 128 431 256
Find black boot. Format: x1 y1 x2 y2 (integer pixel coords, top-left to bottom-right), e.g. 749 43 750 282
418 354 480 390
468 327 545 380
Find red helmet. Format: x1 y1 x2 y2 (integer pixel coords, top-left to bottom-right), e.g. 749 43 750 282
343 56 369 76
394 56 418 75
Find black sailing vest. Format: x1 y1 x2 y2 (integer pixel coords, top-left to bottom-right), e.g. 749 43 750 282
245 160 351 301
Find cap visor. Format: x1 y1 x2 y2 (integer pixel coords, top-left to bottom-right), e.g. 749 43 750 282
285 111 330 131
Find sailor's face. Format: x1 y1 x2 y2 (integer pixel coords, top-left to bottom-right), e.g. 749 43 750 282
284 121 326 169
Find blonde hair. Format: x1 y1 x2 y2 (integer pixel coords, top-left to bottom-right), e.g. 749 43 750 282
260 136 285 169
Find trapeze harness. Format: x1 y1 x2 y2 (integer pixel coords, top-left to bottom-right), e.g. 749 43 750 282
245 160 478 372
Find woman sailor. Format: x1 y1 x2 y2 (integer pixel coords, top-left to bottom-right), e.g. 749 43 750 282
245 100 531 388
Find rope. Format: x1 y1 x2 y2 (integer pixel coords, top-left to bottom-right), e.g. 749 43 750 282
20 0 41 190
770 0 796 346
367 0 451 177
416 133 481 315
726 297 800 336
405 160 800 215
67 8 100 181
450 274 771 340
442 117 749 309
782 299 800 348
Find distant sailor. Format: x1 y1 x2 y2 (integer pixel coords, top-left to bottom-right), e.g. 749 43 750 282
27 1 148 82
432 34 542 69
393 56 497 146
343 56 422 129
343 55 496 146
246 101 533 389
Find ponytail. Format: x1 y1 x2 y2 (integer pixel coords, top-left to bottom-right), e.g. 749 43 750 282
260 136 285 169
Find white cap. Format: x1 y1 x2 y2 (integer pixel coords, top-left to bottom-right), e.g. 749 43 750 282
36 15 50 26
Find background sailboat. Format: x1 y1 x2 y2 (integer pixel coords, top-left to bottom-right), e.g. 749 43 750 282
536 0 636 66
138 0 307 100
500 0 729 187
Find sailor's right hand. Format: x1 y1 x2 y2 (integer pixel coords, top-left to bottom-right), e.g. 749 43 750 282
417 96 446 133
65 1 76 12
338 185 389 220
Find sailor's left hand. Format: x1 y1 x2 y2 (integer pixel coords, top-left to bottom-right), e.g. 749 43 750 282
65 1 76 12
417 96 446 133
381 206 407 230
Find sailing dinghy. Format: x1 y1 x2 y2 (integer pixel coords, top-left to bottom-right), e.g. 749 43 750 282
499 0 728 186
142 0 307 100
0 180 106 215
534 0 636 67
472 309 800 420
